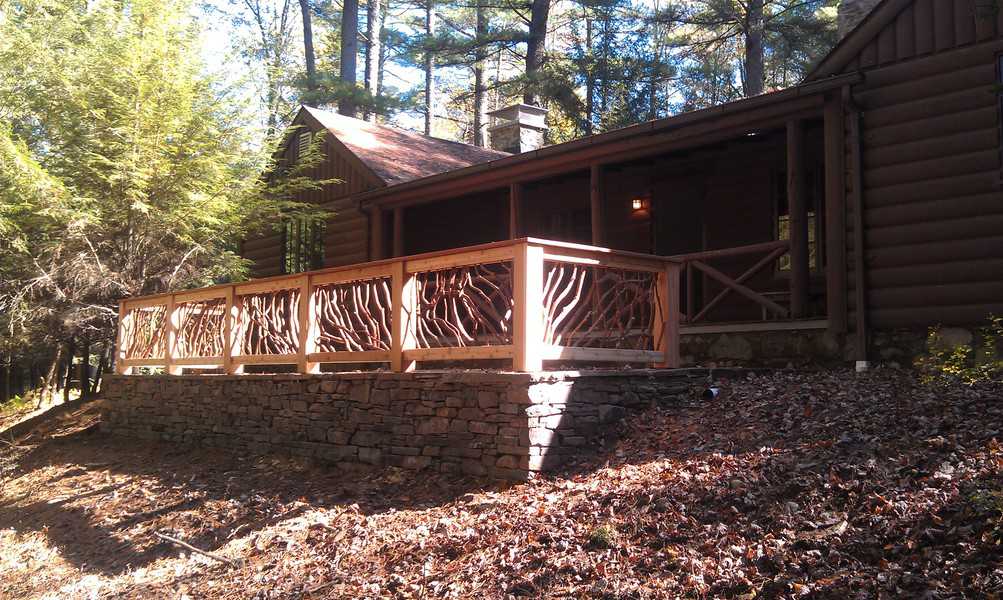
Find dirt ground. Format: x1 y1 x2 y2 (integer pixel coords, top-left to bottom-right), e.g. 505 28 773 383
1 369 1002 599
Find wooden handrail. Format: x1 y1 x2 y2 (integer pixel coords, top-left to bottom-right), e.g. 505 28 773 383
115 238 682 375
672 240 792 325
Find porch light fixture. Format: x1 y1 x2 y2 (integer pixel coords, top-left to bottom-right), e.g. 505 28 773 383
631 197 644 211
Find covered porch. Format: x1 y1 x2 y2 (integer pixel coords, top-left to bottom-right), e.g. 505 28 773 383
365 79 854 341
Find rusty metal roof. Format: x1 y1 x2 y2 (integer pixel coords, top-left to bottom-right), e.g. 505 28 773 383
304 106 510 186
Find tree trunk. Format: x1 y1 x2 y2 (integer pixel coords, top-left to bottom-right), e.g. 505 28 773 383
584 10 593 135
364 0 383 121
1 353 10 404
424 0 436 136
743 0 765 97
63 337 75 403
340 0 360 117
377 0 387 99
91 343 109 397
300 0 317 91
80 338 91 401
524 0 551 105
472 0 488 146
37 345 64 409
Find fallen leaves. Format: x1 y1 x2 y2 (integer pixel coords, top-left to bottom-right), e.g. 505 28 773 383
1 369 1002 598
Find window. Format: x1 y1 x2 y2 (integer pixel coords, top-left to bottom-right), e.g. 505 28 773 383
297 131 312 157
774 168 823 273
283 217 325 274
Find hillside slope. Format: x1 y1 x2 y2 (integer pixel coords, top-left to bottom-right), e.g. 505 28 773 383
1 369 1001 599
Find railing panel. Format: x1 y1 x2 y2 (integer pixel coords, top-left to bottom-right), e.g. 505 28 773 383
121 303 168 359
541 261 661 351
175 297 227 359
238 288 302 356
413 261 514 349
114 238 683 374
313 276 393 353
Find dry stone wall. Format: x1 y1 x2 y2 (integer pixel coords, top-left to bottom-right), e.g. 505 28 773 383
101 370 701 480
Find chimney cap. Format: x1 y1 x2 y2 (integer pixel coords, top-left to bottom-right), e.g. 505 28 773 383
486 103 549 119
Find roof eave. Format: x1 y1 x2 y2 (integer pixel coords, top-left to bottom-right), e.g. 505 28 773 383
353 71 862 211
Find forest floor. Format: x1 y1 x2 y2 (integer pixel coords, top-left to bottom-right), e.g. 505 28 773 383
1 369 1002 599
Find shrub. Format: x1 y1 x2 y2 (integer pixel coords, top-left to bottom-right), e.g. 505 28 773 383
915 315 1003 385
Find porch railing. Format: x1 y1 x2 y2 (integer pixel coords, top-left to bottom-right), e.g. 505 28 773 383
115 238 682 374
671 240 792 325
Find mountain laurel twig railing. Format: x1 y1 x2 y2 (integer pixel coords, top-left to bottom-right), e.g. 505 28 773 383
115 239 681 375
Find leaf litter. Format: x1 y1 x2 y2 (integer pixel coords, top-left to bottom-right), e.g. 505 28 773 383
1 368 1001 599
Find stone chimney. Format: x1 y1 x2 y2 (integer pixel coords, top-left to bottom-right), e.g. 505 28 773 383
838 0 882 38
487 104 548 154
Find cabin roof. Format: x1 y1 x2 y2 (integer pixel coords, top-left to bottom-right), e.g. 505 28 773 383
303 106 510 186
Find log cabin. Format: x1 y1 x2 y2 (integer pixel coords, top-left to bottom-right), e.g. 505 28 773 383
240 0 1003 365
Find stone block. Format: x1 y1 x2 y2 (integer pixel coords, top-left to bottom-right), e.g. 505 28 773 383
468 421 498 435
358 447 381 465
477 391 499 409
598 404 626 425
417 417 450 435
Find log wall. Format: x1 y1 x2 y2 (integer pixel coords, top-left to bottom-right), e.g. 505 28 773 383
835 0 1003 74
243 117 382 278
849 37 1003 330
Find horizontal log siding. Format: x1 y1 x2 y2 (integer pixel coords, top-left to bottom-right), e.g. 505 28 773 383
245 122 381 278
854 38 1003 329
840 0 1002 75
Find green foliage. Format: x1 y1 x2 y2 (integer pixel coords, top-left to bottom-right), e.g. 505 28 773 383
916 316 1003 385
0 0 321 353
588 523 619 549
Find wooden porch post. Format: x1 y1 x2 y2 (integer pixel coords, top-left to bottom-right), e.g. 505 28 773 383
224 287 243 374
824 94 848 333
370 206 385 260
391 260 417 372
513 241 543 371
509 183 521 239
590 163 604 246
298 275 320 374
165 295 182 375
655 261 681 368
392 207 404 257
786 119 809 319
115 301 132 375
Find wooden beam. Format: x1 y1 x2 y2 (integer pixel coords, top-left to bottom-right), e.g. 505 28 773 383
509 182 521 239
590 163 604 246
848 104 869 361
655 262 681 368
370 206 385 260
298 275 320 374
226 287 244 374
115 301 131 375
392 207 404 257
824 92 848 334
513 242 544 372
390 260 417 372
786 119 809 319
165 296 182 375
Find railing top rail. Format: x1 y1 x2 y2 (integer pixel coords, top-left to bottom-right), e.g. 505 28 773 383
669 240 790 263
119 238 681 308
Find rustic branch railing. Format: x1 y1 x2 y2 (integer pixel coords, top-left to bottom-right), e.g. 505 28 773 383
670 240 792 325
116 238 681 374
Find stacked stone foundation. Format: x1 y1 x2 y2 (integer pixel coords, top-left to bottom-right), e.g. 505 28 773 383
101 370 702 481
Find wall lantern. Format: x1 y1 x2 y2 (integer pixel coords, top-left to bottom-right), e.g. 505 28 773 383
631 197 644 211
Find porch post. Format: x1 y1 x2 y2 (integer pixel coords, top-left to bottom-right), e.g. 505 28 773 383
786 119 809 319
513 241 543 372
298 275 320 374
165 295 182 375
590 163 604 246
509 183 521 239
392 207 405 257
115 301 132 375
391 259 417 372
370 206 385 260
824 94 848 333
